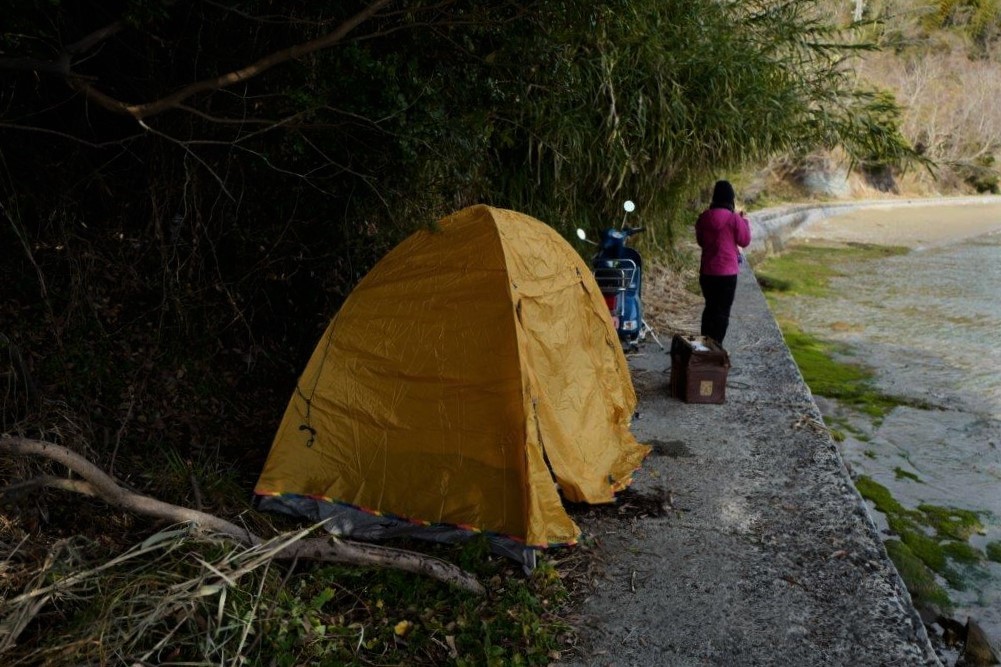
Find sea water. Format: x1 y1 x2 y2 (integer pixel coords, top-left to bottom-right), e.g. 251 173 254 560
774 229 1001 642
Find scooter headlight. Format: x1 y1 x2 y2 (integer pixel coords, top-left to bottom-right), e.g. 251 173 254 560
621 320 638 331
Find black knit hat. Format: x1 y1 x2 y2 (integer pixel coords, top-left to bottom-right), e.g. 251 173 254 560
710 180 736 211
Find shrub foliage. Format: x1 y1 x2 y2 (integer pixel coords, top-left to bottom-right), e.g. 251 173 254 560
0 3 922 660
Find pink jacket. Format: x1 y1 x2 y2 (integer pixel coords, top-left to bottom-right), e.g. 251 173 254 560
696 208 751 276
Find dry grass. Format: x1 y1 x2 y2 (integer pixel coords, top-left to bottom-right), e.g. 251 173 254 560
643 254 703 340
0 522 578 665
0 525 306 665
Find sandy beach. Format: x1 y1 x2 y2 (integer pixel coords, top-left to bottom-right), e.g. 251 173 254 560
792 199 1001 248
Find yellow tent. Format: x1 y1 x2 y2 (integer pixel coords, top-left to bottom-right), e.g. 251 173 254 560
254 205 649 563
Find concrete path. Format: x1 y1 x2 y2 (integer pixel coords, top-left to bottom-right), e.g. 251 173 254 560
561 262 942 666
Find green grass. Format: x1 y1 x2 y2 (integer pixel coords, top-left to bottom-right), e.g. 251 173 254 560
987 542 1001 563
267 552 571 667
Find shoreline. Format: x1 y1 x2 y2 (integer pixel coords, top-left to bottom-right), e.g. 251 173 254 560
791 201 1001 248
757 225 1001 656
752 198 1001 660
747 195 1001 256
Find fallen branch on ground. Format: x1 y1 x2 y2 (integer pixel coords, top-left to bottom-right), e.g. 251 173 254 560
0 436 485 595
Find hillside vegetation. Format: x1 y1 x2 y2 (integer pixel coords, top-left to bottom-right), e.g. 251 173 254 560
865 1 1001 194
764 0 1001 199
0 0 920 483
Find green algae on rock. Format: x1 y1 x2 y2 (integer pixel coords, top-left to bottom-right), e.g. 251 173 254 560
773 324 921 421
883 539 954 613
894 467 923 482
855 476 992 603
755 242 909 298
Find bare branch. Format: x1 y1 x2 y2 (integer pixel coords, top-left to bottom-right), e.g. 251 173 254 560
0 436 485 595
0 20 122 74
0 475 97 498
137 119 237 201
65 20 126 55
0 122 144 148
2 2 395 120
174 104 291 126
73 0 395 119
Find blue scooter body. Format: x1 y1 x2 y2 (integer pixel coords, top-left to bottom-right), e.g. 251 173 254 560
591 227 644 347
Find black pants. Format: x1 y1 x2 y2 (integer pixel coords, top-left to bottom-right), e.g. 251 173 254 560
699 273 738 345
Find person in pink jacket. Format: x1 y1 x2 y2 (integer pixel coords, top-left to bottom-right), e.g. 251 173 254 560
695 180 751 345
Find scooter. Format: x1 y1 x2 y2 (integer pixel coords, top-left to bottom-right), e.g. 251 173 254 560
577 201 647 349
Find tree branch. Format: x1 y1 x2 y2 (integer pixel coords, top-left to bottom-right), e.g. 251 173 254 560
65 20 126 55
73 0 395 119
0 475 97 498
0 20 123 74
1 2 394 120
0 436 485 595
0 122 143 148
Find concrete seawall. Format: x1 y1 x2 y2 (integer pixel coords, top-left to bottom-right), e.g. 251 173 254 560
561 244 942 665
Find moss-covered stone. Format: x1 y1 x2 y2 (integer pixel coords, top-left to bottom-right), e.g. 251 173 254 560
883 539 953 613
856 476 907 516
918 504 984 541
759 243 929 422
888 519 946 574
756 242 908 299
941 540 984 564
893 467 921 482
781 326 880 416
855 476 986 591
760 242 994 607
776 324 923 421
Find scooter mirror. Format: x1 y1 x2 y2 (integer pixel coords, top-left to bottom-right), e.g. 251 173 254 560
623 200 636 213
576 228 587 240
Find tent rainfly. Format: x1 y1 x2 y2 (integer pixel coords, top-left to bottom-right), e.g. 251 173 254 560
254 205 649 565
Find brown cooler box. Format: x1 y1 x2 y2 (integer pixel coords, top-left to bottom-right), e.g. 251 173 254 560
670 334 731 404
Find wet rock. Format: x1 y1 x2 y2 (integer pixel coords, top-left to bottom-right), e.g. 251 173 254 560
795 155 851 198
958 618 1001 666
935 615 966 648
862 163 898 193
